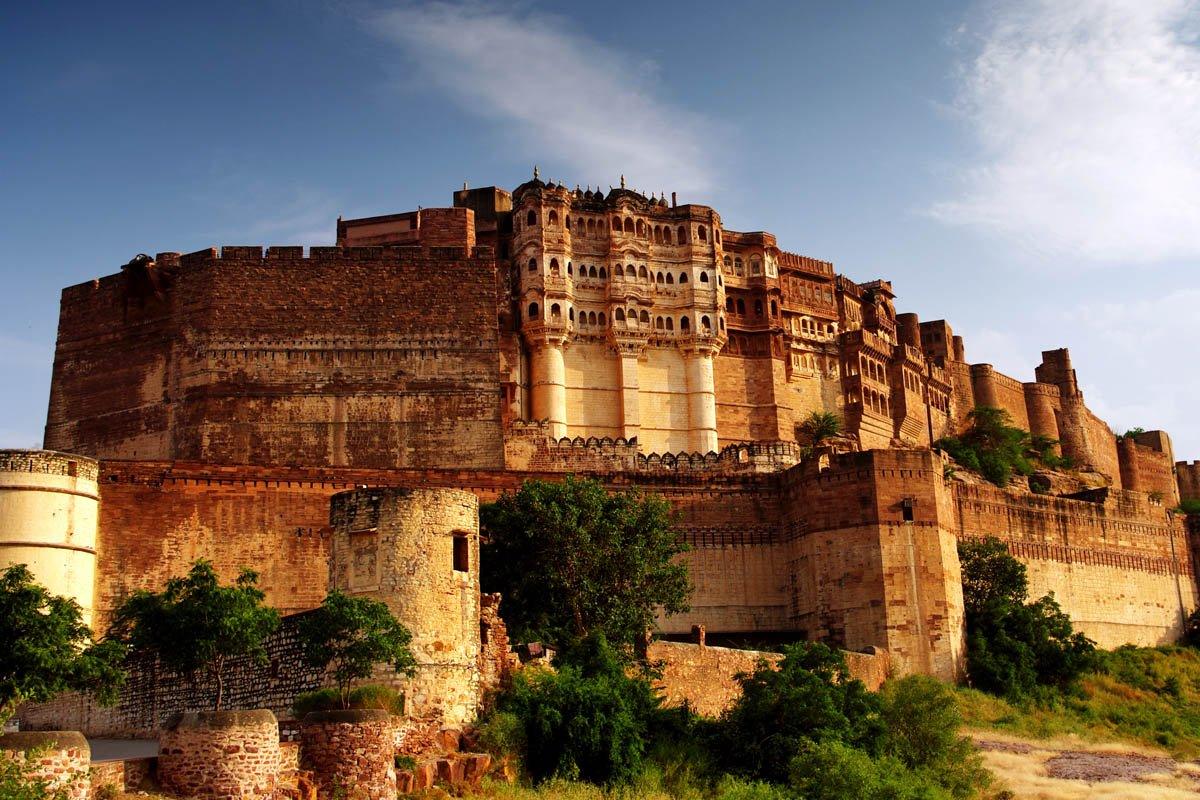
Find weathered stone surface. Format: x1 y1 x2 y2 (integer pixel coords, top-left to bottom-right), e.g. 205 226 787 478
0 731 90 800
300 710 396 800
157 710 279 800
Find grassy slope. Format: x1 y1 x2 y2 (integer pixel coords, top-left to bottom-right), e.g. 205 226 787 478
957 646 1200 759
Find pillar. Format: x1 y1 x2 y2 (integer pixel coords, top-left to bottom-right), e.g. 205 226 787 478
530 336 567 439
684 347 718 453
616 344 642 443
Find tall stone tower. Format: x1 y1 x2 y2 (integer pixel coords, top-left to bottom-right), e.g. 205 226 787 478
328 487 481 725
0 450 99 626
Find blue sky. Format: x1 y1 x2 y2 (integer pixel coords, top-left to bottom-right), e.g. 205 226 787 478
3 0 1197 458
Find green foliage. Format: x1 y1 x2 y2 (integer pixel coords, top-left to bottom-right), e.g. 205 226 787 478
1184 608 1200 648
481 477 691 651
798 411 841 446
296 590 415 708
936 407 1070 487
958 538 1095 698
0 564 126 724
787 740 952 800
108 559 279 710
1177 498 1200 516
717 642 882 784
293 684 405 716
0 746 72 800
1120 427 1146 439
957 646 1200 759
878 676 990 799
490 634 662 786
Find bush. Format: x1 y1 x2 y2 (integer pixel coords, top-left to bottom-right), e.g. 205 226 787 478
788 740 952 800
936 407 1063 487
491 634 661 786
1179 498 1200 516
293 684 404 716
0 748 71 800
878 676 990 799
959 538 1095 698
717 642 881 783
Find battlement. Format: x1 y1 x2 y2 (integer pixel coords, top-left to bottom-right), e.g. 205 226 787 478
777 251 835 277
0 449 99 482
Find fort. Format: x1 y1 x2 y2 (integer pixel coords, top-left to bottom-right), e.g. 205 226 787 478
5 172 1199 734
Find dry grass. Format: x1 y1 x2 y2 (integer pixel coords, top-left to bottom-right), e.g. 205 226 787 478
977 743 1200 800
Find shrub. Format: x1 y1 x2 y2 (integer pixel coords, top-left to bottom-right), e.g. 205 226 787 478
1184 608 1200 648
491 634 661 786
788 740 952 800
1178 498 1200 516
959 538 1095 698
293 684 404 716
0 747 71 800
798 411 842 446
878 675 990 799
717 642 881 783
936 407 1059 487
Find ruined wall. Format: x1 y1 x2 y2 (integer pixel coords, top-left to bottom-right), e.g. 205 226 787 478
954 483 1194 647
647 640 890 717
46 245 504 471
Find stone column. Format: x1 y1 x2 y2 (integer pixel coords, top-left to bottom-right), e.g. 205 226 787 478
528 333 568 439
615 342 643 443
683 343 719 454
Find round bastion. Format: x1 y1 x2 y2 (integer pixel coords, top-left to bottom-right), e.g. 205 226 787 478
0 731 91 800
0 450 99 627
328 487 481 725
157 710 280 800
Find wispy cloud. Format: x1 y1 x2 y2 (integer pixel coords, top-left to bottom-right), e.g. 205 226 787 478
931 0 1200 263
366 2 720 195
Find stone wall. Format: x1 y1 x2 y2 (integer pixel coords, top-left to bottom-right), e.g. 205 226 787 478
0 731 90 800
300 710 395 800
46 246 504 470
647 640 890 717
1180 461 1200 503
157 710 279 800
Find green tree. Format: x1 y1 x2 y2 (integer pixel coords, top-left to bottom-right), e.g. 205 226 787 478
718 642 882 783
0 564 126 724
480 476 691 651
296 590 417 709
936 407 1039 486
492 634 662 786
799 411 842 446
958 538 1095 697
109 559 279 710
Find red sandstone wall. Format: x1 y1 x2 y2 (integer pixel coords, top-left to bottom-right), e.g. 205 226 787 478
47 246 504 470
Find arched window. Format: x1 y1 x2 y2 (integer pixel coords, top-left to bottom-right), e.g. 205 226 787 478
639 265 648 279
588 265 597 278
528 257 537 272
527 209 537 226
699 272 708 283
754 300 763 316
656 316 665 330
615 308 625 323
598 312 606 326
636 219 645 237
677 225 687 243
624 218 634 233
588 311 597 325
679 272 688 283
736 299 746 314
548 210 559 226
719 318 726 330
551 303 561 319
698 225 707 242
565 215 570 230
599 266 607 279
751 258 761 275
656 272 665 284
680 316 690 331
735 258 744 276
723 255 732 267
654 226 662 244
701 315 711 330
566 262 573 275
663 227 673 245
528 302 539 319
665 317 674 331
550 258 560 274
640 310 650 324
666 273 675 285
612 217 621 231
626 264 636 278
771 300 778 315
725 297 733 312
568 307 574 322
587 218 596 235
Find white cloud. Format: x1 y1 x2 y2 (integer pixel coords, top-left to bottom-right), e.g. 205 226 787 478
932 0 1200 263
367 2 720 195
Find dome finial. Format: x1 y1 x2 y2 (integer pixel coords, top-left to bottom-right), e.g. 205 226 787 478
534 165 540 180
620 174 626 190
